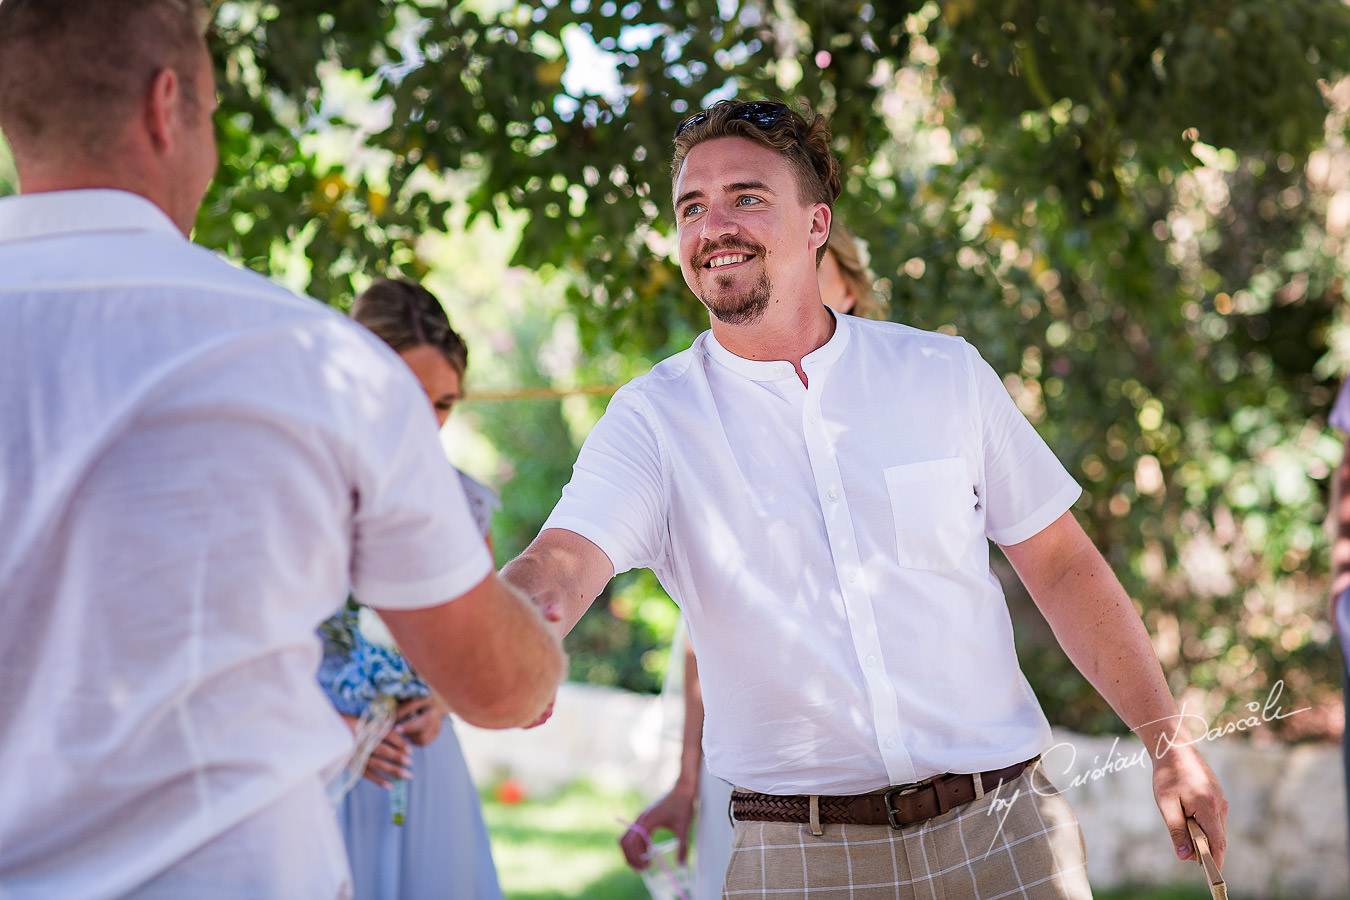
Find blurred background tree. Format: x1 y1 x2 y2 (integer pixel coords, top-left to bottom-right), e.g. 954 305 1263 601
4 0 1348 734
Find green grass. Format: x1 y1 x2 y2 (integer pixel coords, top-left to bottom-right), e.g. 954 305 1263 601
483 779 652 900
482 779 1216 900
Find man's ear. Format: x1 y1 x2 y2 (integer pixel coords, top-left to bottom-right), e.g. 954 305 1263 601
142 67 181 154
809 203 832 253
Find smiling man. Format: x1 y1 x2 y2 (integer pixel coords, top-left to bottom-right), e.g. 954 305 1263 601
502 99 1227 898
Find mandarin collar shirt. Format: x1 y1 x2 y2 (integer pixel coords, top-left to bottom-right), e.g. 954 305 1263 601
545 312 1081 794
0 189 490 896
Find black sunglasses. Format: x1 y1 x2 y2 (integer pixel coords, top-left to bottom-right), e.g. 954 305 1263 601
674 100 791 138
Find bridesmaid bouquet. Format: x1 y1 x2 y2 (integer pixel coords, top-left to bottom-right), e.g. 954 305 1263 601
318 598 430 821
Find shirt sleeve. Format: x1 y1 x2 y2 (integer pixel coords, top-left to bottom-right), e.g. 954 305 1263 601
969 344 1082 546
541 386 668 577
342 339 492 610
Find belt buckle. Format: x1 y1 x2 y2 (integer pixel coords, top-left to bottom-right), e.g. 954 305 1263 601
882 782 924 830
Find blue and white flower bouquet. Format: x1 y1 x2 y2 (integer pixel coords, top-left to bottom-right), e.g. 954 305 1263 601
318 598 429 820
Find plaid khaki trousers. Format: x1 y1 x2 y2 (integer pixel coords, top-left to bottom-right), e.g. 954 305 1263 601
722 762 1092 899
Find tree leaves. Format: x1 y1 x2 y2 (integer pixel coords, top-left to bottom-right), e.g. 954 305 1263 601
194 0 1350 728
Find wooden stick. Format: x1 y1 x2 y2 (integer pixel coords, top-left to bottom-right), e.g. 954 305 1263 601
1186 818 1228 900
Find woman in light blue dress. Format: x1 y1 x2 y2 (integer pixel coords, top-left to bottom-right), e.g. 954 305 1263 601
318 277 504 900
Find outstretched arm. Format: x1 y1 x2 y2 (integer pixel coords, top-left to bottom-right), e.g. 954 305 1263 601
1001 510 1228 870
376 571 566 730
500 528 616 638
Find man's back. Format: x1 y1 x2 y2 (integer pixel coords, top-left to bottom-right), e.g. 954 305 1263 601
0 189 489 897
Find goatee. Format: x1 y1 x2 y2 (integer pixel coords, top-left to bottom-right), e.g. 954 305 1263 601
700 272 771 326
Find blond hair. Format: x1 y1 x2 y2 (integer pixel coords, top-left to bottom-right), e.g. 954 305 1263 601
827 223 888 320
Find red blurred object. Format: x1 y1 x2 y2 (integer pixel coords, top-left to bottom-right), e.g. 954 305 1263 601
495 778 526 805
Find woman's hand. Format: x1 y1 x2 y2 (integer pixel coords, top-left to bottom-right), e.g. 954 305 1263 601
364 727 413 788
395 696 445 747
619 783 698 870
340 711 413 788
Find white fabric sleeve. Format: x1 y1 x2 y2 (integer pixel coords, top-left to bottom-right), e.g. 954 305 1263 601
541 387 668 577
345 347 492 610
969 344 1082 546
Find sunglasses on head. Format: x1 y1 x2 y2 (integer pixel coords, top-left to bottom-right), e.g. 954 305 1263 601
674 100 791 138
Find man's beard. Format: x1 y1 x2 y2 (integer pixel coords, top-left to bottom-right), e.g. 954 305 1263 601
697 271 772 326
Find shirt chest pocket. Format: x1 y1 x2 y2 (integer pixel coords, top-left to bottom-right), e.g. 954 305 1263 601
883 458 978 571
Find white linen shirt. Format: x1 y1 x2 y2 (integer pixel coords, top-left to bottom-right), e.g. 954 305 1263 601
0 190 491 898
545 313 1081 795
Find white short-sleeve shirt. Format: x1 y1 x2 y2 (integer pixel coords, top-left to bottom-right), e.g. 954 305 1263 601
545 313 1081 794
0 190 491 897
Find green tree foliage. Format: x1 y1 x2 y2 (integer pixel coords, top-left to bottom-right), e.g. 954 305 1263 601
8 1 1348 732
0 140 14 195
203 0 1350 734
908 1 1350 736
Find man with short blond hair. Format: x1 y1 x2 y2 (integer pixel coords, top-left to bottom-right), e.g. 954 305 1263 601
504 99 1227 898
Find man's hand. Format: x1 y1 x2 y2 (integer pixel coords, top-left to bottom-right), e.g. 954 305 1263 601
378 571 567 730
518 598 564 729
524 700 555 730
528 591 566 639
1150 740 1228 871
619 785 697 870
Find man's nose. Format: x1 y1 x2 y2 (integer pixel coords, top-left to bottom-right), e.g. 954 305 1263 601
700 204 739 241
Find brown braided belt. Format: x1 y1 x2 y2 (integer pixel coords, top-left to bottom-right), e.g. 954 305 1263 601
730 757 1038 830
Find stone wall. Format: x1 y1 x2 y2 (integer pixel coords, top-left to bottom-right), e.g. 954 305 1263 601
1043 729 1347 899
456 682 1349 899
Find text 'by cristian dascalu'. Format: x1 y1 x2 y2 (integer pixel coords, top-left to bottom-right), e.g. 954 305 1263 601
981 679 1308 846
1048 678 1309 792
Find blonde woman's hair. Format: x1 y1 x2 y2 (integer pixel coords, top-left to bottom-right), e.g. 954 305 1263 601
827 223 888 320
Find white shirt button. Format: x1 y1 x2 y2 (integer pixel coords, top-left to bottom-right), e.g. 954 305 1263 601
826 488 838 501
886 738 897 749
865 655 877 667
